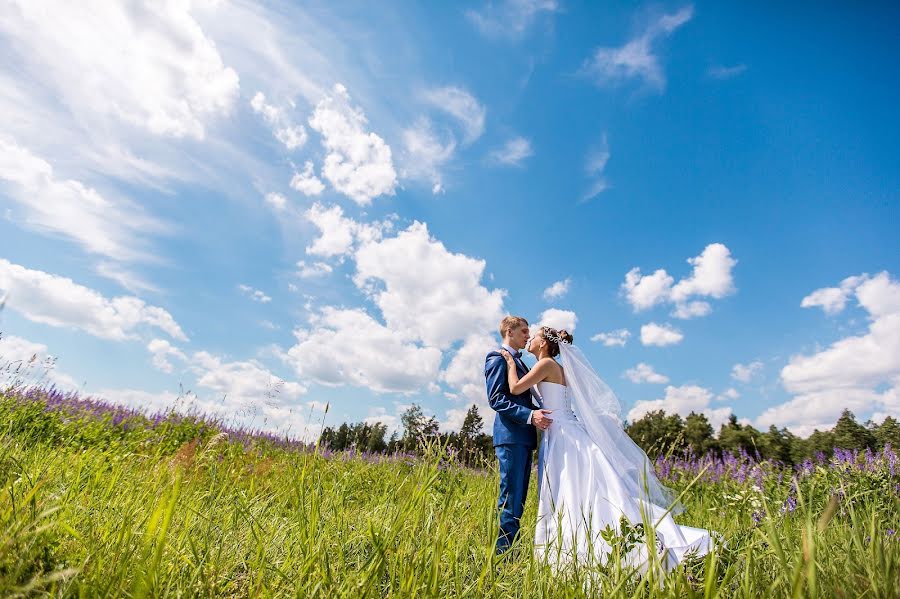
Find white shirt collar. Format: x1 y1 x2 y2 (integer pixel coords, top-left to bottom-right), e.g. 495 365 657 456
501 343 517 355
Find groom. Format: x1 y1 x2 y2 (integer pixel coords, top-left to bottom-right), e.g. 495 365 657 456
485 315 553 554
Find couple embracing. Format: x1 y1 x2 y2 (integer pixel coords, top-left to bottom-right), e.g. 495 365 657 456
485 316 713 570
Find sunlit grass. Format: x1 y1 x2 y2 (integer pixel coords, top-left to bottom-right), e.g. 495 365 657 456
1 387 898 597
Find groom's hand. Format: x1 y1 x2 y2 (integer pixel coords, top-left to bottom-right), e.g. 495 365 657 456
532 409 553 430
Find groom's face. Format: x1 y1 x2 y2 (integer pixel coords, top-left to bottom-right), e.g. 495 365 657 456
508 324 530 351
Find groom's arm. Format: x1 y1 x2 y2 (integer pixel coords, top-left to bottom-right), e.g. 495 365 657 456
485 355 533 425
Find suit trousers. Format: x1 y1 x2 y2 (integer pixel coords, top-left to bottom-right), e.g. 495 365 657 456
495 443 533 553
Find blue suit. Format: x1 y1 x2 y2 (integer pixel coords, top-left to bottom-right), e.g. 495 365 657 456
485 348 538 553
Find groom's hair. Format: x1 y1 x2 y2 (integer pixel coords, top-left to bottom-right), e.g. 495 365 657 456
499 316 528 338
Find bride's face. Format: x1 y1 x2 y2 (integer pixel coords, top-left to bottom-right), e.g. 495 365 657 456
526 332 544 357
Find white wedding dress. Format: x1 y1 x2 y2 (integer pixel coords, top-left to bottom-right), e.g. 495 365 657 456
534 376 713 572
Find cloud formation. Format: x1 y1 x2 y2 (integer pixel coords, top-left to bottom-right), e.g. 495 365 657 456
621 243 737 319
353 222 506 349
0 139 168 263
581 5 693 91
286 307 443 393
591 329 631 347
640 322 683 346
489 137 533 167
624 362 670 384
758 272 900 435
422 86 486 144
543 278 571 301
583 133 611 201
308 84 397 205
0 259 186 342
731 361 763 383
466 0 560 40
290 161 326 196
0 0 239 140
535 309 578 333
250 91 308 150
628 383 732 430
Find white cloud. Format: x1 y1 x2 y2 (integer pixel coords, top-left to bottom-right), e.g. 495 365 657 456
624 362 669 384
422 86 486 144
308 83 397 205
304 202 391 259
535 308 578 333
0 0 239 140
800 275 866 315
147 338 187 374
670 243 737 304
716 387 740 401
290 161 326 196
543 278 571 301
671 300 711 319
265 192 288 211
708 64 747 80
0 139 168 262
290 218 508 397
466 0 559 40
401 117 456 194
628 384 732 431
621 243 736 318
0 333 79 390
622 268 673 311
441 333 497 407
191 350 307 406
758 272 900 435
94 262 159 295
353 222 506 349
590 329 631 347
581 6 693 92
640 322 683 347
489 136 533 167
296 260 333 279
731 360 763 383
97 348 314 439
0 259 186 342
238 284 272 303
583 133 610 201
250 91 308 150
286 307 442 394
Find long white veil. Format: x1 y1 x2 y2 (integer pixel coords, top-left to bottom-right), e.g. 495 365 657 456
558 341 684 515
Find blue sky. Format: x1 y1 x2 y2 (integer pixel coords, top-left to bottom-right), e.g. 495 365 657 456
0 1 897 439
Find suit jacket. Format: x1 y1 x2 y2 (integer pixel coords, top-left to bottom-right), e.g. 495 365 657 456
485 350 537 448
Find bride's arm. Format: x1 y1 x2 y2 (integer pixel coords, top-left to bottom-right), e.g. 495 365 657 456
500 351 552 395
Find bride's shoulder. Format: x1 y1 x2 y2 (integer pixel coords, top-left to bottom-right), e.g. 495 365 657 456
535 357 561 370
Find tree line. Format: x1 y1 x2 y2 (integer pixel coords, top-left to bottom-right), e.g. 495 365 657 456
318 404 900 467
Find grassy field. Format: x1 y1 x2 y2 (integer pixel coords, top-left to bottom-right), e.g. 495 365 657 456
1 387 898 598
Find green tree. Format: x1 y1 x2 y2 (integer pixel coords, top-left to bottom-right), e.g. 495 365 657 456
455 404 493 465
805 429 836 458
873 416 900 450
459 404 484 440
718 414 762 457
684 412 718 456
759 425 795 464
626 410 685 457
400 404 439 452
832 409 875 451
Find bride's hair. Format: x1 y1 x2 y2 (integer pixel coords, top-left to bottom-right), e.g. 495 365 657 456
541 327 574 358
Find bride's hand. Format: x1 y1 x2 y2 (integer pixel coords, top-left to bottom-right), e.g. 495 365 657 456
499 349 516 365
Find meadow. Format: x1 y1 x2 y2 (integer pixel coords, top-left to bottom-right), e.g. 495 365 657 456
1 386 898 598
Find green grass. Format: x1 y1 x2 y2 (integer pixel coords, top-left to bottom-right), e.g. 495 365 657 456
1 390 898 598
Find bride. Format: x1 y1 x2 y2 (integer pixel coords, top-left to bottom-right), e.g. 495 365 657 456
499 327 713 572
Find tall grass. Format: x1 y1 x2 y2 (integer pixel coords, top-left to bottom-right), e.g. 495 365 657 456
1 387 898 597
